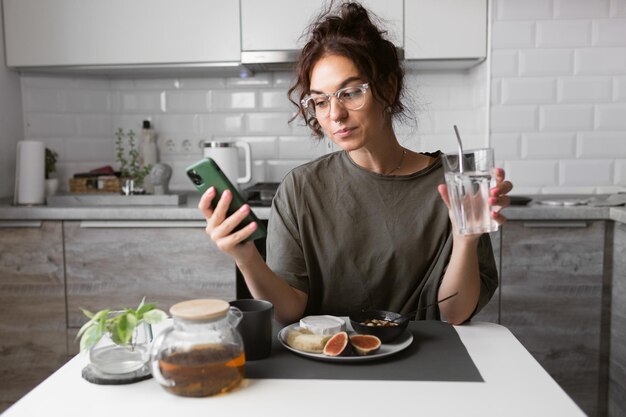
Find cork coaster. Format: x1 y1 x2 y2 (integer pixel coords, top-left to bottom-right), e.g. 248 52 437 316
81 363 152 385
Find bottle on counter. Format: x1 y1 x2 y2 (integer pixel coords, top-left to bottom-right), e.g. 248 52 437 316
140 120 158 193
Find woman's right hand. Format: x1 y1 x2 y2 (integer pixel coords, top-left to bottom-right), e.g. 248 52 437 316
198 186 259 257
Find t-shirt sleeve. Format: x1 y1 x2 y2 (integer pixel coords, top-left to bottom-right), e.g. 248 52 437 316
266 175 310 294
472 233 499 317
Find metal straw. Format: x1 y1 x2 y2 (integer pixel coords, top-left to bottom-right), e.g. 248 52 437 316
453 125 464 174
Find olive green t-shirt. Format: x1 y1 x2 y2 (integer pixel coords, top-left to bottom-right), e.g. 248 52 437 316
266 150 498 320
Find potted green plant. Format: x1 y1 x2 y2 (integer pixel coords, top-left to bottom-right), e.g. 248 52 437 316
78 298 167 374
44 147 59 196
115 128 152 195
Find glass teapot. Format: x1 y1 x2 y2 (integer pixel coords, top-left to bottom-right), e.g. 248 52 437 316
150 299 245 397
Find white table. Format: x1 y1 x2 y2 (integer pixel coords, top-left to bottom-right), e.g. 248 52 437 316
2 322 585 417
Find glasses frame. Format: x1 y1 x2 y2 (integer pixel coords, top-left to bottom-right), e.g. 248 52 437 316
301 83 370 119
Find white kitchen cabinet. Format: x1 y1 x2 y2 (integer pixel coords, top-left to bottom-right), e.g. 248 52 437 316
405 0 487 66
241 0 404 53
3 0 240 68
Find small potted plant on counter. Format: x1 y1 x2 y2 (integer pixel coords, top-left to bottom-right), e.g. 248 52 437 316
115 128 152 195
77 297 167 375
45 147 59 196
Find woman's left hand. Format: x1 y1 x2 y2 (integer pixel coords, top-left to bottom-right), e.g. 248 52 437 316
489 168 513 225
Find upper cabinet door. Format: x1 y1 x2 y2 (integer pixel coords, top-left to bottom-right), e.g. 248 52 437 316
241 0 404 51
3 0 241 67
405 0 487 61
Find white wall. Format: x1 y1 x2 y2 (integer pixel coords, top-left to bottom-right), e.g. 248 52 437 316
0 3 24 198
19 65 487 192
490 0 626 195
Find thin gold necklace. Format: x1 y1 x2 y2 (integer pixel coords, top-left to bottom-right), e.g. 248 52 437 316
385 148 407 175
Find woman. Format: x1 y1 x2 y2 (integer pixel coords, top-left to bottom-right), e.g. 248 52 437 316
199 2 512 325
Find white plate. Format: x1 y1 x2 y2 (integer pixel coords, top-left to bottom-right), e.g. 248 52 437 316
277 323 414 362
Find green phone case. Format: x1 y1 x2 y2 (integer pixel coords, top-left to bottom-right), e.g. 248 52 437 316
186 158 267 242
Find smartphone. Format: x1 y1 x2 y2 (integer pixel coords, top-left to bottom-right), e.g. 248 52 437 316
186 158 267 242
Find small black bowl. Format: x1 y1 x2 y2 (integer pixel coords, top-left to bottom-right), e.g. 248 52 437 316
349 310 410 343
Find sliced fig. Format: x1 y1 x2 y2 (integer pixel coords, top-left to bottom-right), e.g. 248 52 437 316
349 334 381 356
322 331 352 357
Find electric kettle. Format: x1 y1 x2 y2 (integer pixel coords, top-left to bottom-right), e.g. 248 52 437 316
202 141 252 187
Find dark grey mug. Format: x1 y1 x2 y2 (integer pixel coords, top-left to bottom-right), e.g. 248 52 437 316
229 299 274 361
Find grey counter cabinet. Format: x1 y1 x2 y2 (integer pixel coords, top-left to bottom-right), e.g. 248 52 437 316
500 220 608 417
63 220 235 354
0 221 68 413
609 222 626 417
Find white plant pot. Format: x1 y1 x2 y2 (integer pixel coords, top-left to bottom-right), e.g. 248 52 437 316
45 178 59 197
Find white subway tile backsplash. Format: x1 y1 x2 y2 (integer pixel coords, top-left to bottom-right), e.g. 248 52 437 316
150 114 200 137
260 90 291 110
491 105 538 132
434 110 481 134
536 21 591 48
520 50 574 76
75 114 113 138
273 72 296 87
226 73 272 88
65 90 111 113
212 91 256 111
278 136 325 159
64 137 114 162
495 0 553 20
24 113 76 138
539 105 594 130
133 78 181 90
560 159 613 185
22 89 64 113
416 85 450 110
575 48 626 74
21 74 78 89
266 159 308 182
492 133 522 159
522 132 576 158
595 103 626 129
165 90 210 113
615 159 626 185
502 78 556 104
491 80 502 105
578 132 626 157
491 51 519 77
178 78 226 89
504 160 559 186
121 91 163 113
593 19 626 45
199 113 245 135
247 113 293 135
612 0 626 16
236 136 278 160
555 0 610 18
491 21 536 49
616 75 626 100
558 77 613 102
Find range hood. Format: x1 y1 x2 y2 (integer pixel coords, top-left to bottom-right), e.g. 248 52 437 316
241 51 300 72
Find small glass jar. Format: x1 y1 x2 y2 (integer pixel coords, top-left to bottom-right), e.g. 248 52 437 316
150 299 245 397
89 312 152 374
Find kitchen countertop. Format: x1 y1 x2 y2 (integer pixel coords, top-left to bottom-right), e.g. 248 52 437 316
0 194 625 224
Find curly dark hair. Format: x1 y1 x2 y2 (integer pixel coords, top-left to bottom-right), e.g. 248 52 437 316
288 1 408 139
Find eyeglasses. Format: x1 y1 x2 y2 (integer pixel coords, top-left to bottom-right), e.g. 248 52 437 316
301 83 370 118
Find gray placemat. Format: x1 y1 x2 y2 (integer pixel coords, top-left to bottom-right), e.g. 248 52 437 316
245 320 483 382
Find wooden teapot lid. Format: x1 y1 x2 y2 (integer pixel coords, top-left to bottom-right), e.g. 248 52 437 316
169 299 229 321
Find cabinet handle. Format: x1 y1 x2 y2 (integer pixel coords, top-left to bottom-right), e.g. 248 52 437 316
0 220 42 228
79 221 206 228
522 221 588 228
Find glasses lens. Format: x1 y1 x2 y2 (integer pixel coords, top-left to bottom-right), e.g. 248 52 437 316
338 87 366 110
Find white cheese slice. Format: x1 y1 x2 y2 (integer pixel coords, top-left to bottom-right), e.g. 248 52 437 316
299 315 346 336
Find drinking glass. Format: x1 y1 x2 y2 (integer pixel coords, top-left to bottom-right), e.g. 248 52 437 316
441 148 498 235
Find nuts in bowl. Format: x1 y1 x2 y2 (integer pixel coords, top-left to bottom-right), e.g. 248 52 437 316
349 309 410 343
